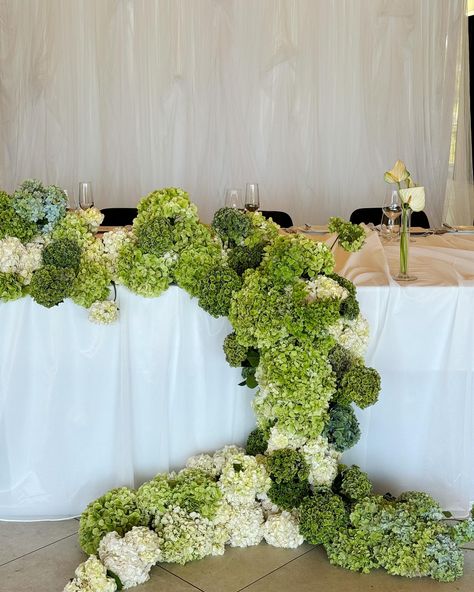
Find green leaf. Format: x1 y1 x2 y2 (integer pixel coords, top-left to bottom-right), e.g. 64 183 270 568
246 375 258 389
247 348 260 368
238 380 247 387
107 570 123 590
443 510 453 518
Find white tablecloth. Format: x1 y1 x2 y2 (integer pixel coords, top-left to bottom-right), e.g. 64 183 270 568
0 287 256 520
1 230 473 519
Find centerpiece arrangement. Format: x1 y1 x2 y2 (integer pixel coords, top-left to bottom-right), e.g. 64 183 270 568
0 181 472 590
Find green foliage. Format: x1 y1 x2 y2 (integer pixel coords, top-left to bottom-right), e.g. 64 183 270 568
299 490 348 545
267 449 309 484
328 217 366 252
337 364 381 409
211 207 251 245
0 272 24 302
323 405 361 452
117 243 173 297
42 238 81 271
227 244 265 275
29 265 75 308
0 191 37 242
135 216 174 256
260 234 335 285
245 428 268 456
333 465 372 502
79 487 142 555
223 332 248 367
267 479 311 511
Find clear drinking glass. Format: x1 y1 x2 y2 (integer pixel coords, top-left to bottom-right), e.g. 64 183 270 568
224 188 243 209
380 189 401 241
79 182 94 210
245 183 260 212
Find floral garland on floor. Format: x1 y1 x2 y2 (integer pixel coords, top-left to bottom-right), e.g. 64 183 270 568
0 181 472 588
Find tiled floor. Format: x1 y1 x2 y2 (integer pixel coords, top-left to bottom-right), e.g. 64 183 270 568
0 520 473 592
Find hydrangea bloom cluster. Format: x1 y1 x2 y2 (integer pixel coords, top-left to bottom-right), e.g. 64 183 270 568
63 555 117 592
12 179 68 234
328 216 366 252
89 301 119 324
0 236 44 300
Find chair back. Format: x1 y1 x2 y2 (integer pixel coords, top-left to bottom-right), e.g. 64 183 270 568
260 210 293 228
349 207 430 228
101 208 138 226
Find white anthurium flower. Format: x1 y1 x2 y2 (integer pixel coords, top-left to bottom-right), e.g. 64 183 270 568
384 160 410 184
399 186 425 212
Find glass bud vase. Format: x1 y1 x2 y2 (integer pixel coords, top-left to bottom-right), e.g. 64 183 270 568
396 207 417 281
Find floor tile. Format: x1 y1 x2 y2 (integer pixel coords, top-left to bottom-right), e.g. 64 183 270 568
0 519 78 566
140 567 205 591
0 533 84 592
163 542 312 592
240 547 474 592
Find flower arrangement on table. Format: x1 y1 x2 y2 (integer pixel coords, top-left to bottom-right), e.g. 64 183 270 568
0 180 472 588
384 160 426 280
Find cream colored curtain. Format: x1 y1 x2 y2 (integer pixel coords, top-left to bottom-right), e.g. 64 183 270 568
0 0 470 225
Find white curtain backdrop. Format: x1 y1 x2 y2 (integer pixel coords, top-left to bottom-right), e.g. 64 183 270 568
0 0 471 225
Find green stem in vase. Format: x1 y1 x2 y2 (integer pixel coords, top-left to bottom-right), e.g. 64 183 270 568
399 206 409 276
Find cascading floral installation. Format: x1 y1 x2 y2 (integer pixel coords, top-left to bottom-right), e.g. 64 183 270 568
0 181 472 589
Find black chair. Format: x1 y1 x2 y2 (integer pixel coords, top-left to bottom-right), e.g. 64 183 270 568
349 207 430 228
260 210 293 228
101 208 138 226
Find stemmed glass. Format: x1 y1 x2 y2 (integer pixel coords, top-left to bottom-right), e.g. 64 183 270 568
380 189 402 241
79 182 94 210
245 183 260 212
224 188 243 210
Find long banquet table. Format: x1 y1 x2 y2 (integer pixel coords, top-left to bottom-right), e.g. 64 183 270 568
1 228 473 519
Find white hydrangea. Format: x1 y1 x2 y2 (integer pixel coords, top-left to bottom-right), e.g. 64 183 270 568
63 555 117 592
88 301 119 324
0 237 44 285
257 492 280 517
98 527 161 589
328 314 370 358
211 445 245 474
266 426 307 453
227 502 265 547
102 228 134 277
302 436 340 487
305 276 348 302
186 453 218 476
263 511 304 548
218 452 271 505
79 207 104 232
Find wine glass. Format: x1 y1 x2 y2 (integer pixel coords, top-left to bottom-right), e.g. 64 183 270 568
245 183 260 212
380 189 401 241
64 189 78 210
224 188 243 209
79 181 94 210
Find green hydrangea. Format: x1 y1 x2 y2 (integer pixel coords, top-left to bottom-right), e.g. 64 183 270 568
29 265 75 308
171 469 222 520
260 234 335 285
0 272 24 301
299 490 348 545
137 187 197 220
117 243 173 297
42 238 81 271
173 243 225 297
337 364 381 409
328 344 356 384
328 217 366 252
325 527 379 573
254 339 335 440
211 207 251 246
71 261 112 308
396 491 444 520
227 244 265 276
267 449 309 484
243 211 280 248
245 428 268 456
323 405 361 452
135 216 174 256
79 487 143 555
51 211 95 247
136 475 172 523
327 273 360 319
0 191 37 242
334 465 372 502
196 265 242 318
223 332 248 367
267 479 311 511
451 518 474 545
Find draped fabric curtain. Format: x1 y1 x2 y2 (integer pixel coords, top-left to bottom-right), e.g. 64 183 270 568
0 0 470 225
